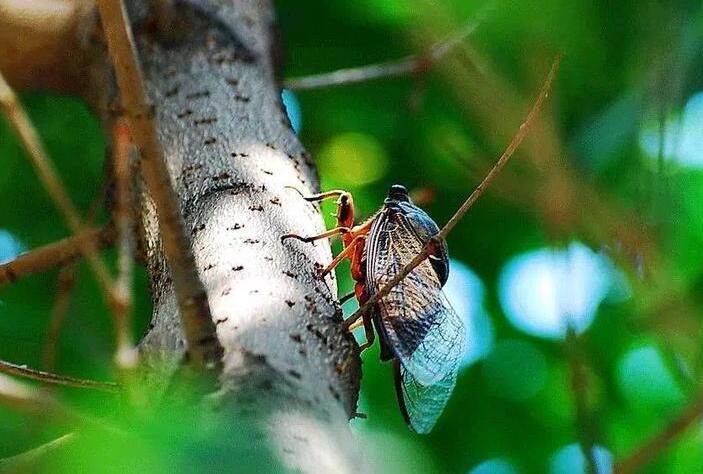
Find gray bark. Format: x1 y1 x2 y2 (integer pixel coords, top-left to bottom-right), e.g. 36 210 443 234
3 0 364 471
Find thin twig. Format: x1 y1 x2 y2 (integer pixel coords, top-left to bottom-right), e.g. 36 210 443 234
0 70 115 300
111 117 138 369
0 226 115 287
95 0 222 370
565 328 597 474
0 360 119 393
614 390 703 474
283 7 491 91
345 55 562 328
42 187 107 372
42 266 77 371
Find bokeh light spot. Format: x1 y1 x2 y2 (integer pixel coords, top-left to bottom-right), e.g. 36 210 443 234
482 339 547 401
617 345 684 407
549 443 612 474
498 242 623 339
638 91 703 168
0 230 24 263
443 259 493 367
318 133 389 186
468 458 520 474
281 89 302 134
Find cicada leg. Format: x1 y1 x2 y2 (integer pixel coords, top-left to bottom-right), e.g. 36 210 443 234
320 234 367 278
338 291 356 304
280 226 350 243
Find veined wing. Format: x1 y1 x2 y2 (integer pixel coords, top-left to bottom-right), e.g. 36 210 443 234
394 360 458 434
366 206 466 386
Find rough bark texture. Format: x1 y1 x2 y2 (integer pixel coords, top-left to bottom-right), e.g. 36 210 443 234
2 0 364 471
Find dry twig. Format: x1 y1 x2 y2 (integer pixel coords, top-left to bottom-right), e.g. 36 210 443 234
0 70 115 298
0 360 119 393
614 390 703 474
95 0 222 370
284 8 491 91
345 55 562 327
0 227 115 286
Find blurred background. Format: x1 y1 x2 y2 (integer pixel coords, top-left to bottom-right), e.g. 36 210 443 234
2 0 703 472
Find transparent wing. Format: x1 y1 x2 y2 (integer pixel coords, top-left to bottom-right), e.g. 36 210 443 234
394 360 458 434
366 209 466 386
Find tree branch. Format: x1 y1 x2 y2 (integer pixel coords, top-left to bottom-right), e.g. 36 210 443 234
283 8 490 91
0 360 119 393
614 390 703 474
0 69 117 300
346 54 562 326
0 226 115 286
95 0 222 372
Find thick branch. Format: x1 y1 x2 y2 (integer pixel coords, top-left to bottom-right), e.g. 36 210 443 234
96 0 222 371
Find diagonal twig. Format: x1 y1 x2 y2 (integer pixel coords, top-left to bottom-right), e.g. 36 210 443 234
614 390 703 474
345 54 562 328
95 0 222 370
0 70 116 301
0 226 115 287
0 360 119 393
283 6 492 91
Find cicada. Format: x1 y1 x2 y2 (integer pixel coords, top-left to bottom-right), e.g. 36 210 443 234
283 184 465 433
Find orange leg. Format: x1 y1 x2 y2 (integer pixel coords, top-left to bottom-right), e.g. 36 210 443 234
281 226 350 243
339 291 356 304
320 234 366 278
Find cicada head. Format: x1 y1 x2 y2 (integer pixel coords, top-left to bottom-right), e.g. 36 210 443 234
385 184 411 204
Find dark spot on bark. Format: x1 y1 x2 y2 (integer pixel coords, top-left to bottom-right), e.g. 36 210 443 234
290 334 302 343
282 448 295 455
203 264 214 271
264 256 274 261
148 322 155 330
193 117 217 125
306 324 327 344
262 169 274 175
186 90 210 99
288 370 301 380
192 223 206 235
234 94 250 102
250 289 259 294
285 300 295 308
204 137 217 145
270 197 282 206
243 238 260 244
293 435 308 444
225 77 239 86
298 348 307 357
165 85 179 97
222 287 231 296
227 223 243 230
232 265 244 271
177 109 193 118
215 317 228 325
283 270 297 279
265 142 276 149
258 380 273 391
249 205 264 211
212 172 230 181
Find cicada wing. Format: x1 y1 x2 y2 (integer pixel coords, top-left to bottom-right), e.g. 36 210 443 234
367 209 466 386
394 359 458 434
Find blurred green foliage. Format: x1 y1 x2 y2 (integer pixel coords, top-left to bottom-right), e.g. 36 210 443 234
1 0 703 472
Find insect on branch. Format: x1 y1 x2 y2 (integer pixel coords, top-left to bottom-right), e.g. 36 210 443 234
345 54 562 328
95 0 223 371
283 6 492 91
